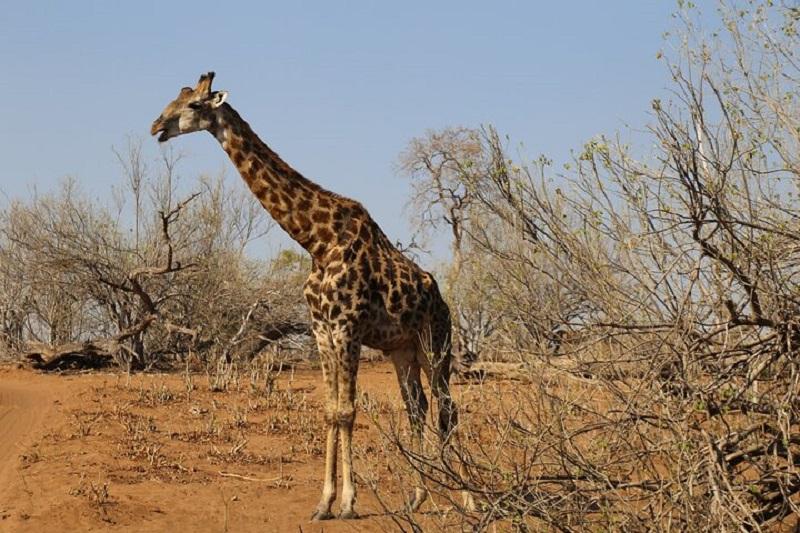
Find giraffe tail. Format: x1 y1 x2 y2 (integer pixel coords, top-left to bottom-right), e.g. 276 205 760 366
434 348 458 440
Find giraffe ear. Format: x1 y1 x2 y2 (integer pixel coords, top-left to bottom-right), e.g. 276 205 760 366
210 91 228 109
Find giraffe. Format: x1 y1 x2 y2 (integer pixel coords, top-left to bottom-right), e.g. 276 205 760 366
151 72 458 520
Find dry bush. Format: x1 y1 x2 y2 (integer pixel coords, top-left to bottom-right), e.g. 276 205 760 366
401 128 586 362
0 143 311 371
392 2 800 530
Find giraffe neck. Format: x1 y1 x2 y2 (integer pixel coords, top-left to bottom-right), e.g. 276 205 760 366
210 104 334 261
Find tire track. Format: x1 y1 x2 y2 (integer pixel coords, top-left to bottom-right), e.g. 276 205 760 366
0 376 57 508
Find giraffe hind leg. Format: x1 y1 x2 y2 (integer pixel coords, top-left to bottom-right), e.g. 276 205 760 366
419 325 457 440
389 346 430 512
419 320 476 511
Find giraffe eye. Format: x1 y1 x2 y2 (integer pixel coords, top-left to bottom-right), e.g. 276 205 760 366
188 101 203 110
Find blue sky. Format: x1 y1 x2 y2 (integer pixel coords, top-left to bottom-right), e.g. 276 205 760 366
0 1 678 259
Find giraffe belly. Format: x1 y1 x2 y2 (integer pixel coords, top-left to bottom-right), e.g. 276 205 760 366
360 322 415 351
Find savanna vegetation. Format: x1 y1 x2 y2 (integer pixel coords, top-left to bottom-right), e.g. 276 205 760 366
2 1 800 530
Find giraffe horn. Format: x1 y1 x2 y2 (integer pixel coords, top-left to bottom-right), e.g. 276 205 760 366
195 71 216 95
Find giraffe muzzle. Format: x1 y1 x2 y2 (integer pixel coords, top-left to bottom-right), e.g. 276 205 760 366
150 118 173 143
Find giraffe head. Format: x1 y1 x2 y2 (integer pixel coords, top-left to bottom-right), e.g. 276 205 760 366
150 72 228 142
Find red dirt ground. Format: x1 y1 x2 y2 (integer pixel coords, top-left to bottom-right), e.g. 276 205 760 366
0 361 443 532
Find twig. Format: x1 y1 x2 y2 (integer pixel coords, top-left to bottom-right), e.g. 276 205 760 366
218 471 283 483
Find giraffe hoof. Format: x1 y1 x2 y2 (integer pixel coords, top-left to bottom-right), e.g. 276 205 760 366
338 509 359 520
463 492 479 513
310 509 335 521
408 489 429 512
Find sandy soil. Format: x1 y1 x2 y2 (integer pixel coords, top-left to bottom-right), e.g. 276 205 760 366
0 361 444 532
0 372 63 507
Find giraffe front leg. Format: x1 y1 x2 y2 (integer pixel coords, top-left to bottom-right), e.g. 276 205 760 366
338 411 358 519
311 348 339 521
311 413 338 521
337 339 361 519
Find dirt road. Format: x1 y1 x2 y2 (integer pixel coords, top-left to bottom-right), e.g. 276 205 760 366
0 370 67 527
0 374 55 493
0 365 419 532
